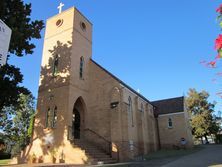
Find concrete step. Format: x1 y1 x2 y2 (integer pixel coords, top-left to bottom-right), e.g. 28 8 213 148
85 152 110 156
86 154 111 159
72 139 117 165
96 157 116 161
83 148 106 153
92 159 117 165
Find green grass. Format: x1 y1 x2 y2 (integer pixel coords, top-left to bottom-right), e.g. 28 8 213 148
0 159 11 166
144 145 203 160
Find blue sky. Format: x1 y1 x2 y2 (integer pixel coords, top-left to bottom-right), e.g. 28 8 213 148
8 0 222 111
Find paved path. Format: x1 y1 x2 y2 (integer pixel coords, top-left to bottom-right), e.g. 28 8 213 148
162 145 222 167
4 145 222 167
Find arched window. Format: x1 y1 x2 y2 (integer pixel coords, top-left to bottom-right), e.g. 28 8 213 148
141 103 144 113
46 107 52 128
52 106 58 128
168 118 173 128
45 108 49 127
53 55 59 76
128 96 134 127
79 56 84 79
46 106 58 128
128 96 132 113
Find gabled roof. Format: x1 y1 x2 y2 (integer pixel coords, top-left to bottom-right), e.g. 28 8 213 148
152 96 184 115
90 59 152 105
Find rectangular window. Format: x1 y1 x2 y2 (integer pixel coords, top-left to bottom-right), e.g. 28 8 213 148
46 107 58 129
46 108 50 128
168 118 173 128
53 55 59 77
52 107 57 128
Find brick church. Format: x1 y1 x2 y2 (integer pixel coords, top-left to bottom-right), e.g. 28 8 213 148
19 7 193 165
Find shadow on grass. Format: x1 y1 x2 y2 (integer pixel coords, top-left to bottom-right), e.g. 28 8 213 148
144 145 203 160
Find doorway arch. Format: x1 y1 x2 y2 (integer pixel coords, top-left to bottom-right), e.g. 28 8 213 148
72 97 86 139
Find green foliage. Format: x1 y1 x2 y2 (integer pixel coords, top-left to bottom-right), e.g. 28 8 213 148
0 0 43 156
186 89 221 141
27 114 35 138
3 94 35 156
0 64 30 120
0 0 44 56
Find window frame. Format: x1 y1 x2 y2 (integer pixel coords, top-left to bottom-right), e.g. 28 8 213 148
79 56 84 79
141 103 144 113
45 106 58 129
52 54 59 77
128 96 134 127
168 118 173 129
52 106 58 128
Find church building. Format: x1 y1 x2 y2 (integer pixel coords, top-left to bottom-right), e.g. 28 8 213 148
20 7 193 165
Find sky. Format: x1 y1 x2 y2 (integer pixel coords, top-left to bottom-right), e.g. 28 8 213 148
8 0 222 112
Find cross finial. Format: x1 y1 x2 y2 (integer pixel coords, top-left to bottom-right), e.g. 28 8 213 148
57 2 64 14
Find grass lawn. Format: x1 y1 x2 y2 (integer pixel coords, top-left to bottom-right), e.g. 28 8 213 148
144 145 203 160
0 159 11 166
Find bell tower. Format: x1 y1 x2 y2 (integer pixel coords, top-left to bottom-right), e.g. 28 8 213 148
39 7 92 91
33 7 93 160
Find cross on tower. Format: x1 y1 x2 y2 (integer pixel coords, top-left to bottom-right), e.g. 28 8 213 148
57 2 64 14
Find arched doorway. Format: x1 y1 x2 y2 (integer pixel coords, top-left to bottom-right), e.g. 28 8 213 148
72 97 85 139
73 109 80 139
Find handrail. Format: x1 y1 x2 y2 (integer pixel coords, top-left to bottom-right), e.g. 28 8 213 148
67 126 119 161
84 128 111 144
117 141 146 161
84 128 113 157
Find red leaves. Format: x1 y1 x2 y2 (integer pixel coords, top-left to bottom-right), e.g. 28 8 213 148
200 60 217 68
216 54 222 59
215 34 222 50
216 5 222 13
208 61 216 67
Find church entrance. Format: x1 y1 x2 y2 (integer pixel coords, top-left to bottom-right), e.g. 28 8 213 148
73 108 80 139
72 97 85 139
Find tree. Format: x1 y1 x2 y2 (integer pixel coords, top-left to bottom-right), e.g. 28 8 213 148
203 4 222 98
0 0 43 155
3 94 35 156
0 64 30 118
0 0 44 56
186 88 220 143
0 0 44 114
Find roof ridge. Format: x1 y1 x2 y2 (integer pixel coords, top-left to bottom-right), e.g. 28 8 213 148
152 96 184 103
90 59 152 105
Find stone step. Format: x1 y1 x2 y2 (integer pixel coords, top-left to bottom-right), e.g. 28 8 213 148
92 159 117 165
96 157 116 161
79 146 101 150
71 139 117 165
85 152 110 156
83 148 105 153
75 144 101 150
87 154 111 159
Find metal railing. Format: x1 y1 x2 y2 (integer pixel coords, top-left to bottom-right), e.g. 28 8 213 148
84 128 112 157
67 126 119 160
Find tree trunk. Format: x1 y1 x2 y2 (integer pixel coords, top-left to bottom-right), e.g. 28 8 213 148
204 135 208 144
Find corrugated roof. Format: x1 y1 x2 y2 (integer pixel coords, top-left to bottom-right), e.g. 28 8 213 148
152 96 184 115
